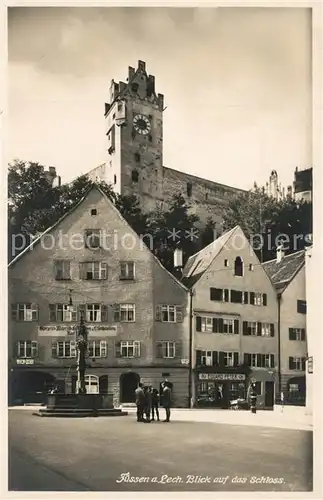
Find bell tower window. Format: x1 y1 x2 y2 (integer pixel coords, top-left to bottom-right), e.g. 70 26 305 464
234 257 244 277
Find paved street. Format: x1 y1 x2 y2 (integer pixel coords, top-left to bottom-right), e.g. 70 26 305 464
9 409 312 492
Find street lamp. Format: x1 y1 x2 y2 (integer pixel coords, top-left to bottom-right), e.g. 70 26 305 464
68 290 88 394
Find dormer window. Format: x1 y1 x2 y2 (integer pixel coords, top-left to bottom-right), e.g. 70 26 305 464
234 257 244 277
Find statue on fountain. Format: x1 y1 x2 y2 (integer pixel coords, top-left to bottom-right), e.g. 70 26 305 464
76 315 88 394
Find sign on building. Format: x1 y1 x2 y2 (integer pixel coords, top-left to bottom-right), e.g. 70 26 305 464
198 373 246 381
38 325 118 337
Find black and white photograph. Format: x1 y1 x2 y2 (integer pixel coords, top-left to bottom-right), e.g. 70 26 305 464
5 2 321 495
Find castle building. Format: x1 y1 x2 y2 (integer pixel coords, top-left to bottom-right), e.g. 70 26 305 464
86 60 245 227
293 167 312 203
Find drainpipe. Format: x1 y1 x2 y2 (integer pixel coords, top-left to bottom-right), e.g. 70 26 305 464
277 293 282 398
188 289 194 408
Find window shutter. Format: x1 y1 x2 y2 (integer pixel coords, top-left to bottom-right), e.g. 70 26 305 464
31 341 38 358
242 321 248 335
256 354 262 367
155 305 162 322
289 328 295 341
219 351 225 366
302 358 306 371
101 305 109 322
101 262 108 280
224 289 229 302
100 340 107 357
134 341 141 357
244 353 251 366
196 350 202 366
218 318 224 334
263 294 267 306
234 319 239 334
270 324 275 337
156 342 164 358
212 351 218 366
301 329 306 341
79 263 86 280
78 304 86 321
270 354 275 368
257 322 262 336
11 304 17 321
289 357 294 370
212 318 218 333
115 341 121 358
175 342 181 358
196 316 202 332
243 292 249 304
49 304 56 322
113 304 120 322
51 342 58 358
31 304 38 321
176 307 183 323
250 292 255 305
70 341 77 357
233 352 239 366
210 288 215 301
15 341 19 357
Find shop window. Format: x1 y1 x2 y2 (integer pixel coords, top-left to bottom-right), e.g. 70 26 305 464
234 256 244 276
289 383 299 393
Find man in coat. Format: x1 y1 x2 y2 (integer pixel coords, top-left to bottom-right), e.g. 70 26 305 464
135 383 145 422
161 382 172 422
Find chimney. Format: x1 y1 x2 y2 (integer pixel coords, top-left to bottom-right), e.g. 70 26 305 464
174 248 183 269
276 245 285 264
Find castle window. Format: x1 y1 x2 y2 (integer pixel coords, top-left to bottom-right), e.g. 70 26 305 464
91 209 97 216
131 83 139 92
114 175 117 185
134 152 141 162
132 170 139 183
234 257 244 277
187 182 192 197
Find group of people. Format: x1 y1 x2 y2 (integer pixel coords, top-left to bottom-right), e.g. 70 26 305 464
135 382 171 423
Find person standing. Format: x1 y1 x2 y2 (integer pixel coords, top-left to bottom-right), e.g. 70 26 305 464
151 387 160 421
162 382 172 422
143 386 152 422
135 383 144 422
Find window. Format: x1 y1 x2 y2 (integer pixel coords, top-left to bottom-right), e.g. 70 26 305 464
223 352 238 367
250 292 267 306
223 319 235 334
231 290 243 304
289 383 299 393
54 260 71 280
156 305 183 323
289 357 306 371
131 83 139 92
91 209 97 216
52 341 76 358
205 193 208 201
224 259 229 267
16 341 38 358
297 300 307 314
289 328 306 341
49 304 77 322
88 340 107 358
156 341 176 358
134 153 141 162
201 317 213 333
86 304 102 322
201 350 213 366
196 316 239 334
234 257 243 276
107 124 115 154
114 175 117 185
244 353 275 368
247 321 257 336
81 262 107 280
132 170 139 182
210 288 229 302
11 303 38 322
249 263 254 271
84 230 101 249
120 341 140 358
187 182 192 197
242 321 274 337
114 304 135 322
120 262 135 280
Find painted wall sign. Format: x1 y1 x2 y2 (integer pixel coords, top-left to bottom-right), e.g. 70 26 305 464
198 373 246 381
16 359 34 365
38 325 118 337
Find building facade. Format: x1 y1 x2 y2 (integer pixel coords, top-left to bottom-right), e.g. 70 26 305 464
182 226 279 409
293 167 312 203
8 186 190 408
86 60 245 227
263 249 307 405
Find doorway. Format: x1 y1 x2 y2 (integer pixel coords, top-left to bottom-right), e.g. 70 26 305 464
264 381 274 407
99 375 109 394
120 372 140 403
13 371 56 404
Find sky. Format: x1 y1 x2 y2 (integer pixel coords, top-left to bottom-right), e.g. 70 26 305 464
8 7 312 190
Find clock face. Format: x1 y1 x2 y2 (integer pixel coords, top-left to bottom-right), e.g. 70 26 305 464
133 114 151 135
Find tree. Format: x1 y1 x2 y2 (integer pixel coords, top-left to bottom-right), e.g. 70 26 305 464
221 186 312 261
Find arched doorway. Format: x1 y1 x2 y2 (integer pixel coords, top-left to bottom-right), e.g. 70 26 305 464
13 371 56 404
120 372 140 403
85 375 99 394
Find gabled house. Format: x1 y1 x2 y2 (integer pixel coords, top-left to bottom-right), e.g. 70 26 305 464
182 226 278 409
8 186 190 407
263 248 307 405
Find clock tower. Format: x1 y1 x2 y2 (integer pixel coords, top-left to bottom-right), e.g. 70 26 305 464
103 60 164 211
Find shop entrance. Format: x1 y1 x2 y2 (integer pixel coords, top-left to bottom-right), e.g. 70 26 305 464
13 371 56 404
197 380 246 408
120 372 140 403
